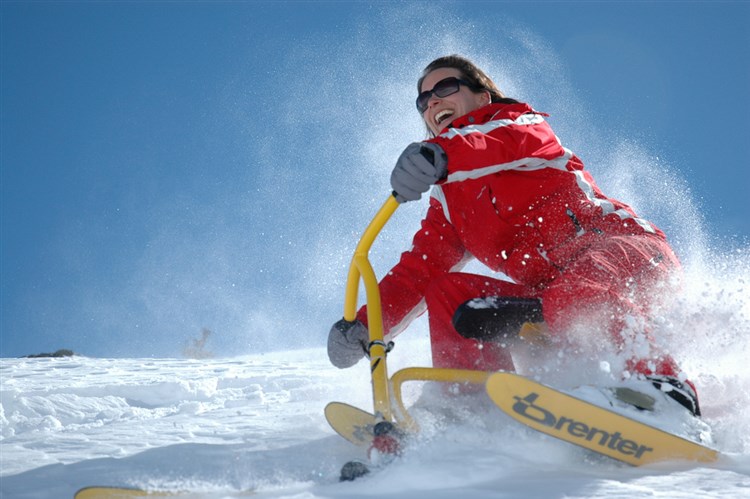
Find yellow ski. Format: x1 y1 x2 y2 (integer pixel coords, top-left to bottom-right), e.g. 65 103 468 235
75 488 155 499
486 372 718 465
324 401 382 446
74 486 255 498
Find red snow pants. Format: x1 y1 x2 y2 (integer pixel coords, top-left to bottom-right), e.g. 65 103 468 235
424 234 682 377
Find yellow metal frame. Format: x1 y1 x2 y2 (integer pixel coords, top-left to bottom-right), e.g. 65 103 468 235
339 201 716 464
342 195 492 429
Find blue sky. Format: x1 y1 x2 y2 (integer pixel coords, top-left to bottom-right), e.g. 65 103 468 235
2 1 748 358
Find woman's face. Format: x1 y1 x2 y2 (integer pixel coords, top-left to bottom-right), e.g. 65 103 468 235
420 67 490 136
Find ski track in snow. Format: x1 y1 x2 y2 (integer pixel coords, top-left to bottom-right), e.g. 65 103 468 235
1 344 749 499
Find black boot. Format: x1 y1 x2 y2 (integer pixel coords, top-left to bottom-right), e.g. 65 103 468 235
646 375 701 417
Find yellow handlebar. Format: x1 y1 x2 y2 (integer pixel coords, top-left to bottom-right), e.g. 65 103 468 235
342 194 399 419
340 194 505 427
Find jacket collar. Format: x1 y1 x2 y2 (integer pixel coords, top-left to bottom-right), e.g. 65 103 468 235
446 102 537 130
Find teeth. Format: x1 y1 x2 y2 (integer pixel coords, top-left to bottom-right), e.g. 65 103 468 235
435 109 454 125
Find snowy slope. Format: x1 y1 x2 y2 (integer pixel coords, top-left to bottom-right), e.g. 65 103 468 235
2 339 749 499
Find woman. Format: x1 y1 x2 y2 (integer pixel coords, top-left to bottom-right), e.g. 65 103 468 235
327 55 700 417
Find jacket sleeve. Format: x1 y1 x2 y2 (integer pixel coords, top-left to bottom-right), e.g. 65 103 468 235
356 194 470 340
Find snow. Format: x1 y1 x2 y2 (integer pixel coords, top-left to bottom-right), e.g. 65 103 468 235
3 248 750 498
2 336 749 498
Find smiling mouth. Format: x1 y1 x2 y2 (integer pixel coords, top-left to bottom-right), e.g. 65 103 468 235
435 109 454 126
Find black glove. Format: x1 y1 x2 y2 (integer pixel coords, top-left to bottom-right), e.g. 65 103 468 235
452 297 544 341
327 319 369 369
390 142 448 203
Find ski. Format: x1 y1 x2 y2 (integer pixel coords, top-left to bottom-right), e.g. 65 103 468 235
74 486 256 498
485 372 719 465
325 402 409 481
75 488 155 499
324 401 382 446
73 487 256 499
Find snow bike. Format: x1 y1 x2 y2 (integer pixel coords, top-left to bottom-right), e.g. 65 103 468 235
325 193 718 480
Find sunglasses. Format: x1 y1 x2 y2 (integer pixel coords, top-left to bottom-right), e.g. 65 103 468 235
416 77 477 113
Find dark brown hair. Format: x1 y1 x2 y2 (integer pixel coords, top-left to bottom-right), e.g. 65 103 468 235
418 55 518 106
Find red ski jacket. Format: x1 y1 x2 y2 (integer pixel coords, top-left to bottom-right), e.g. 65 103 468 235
359 102 667 338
